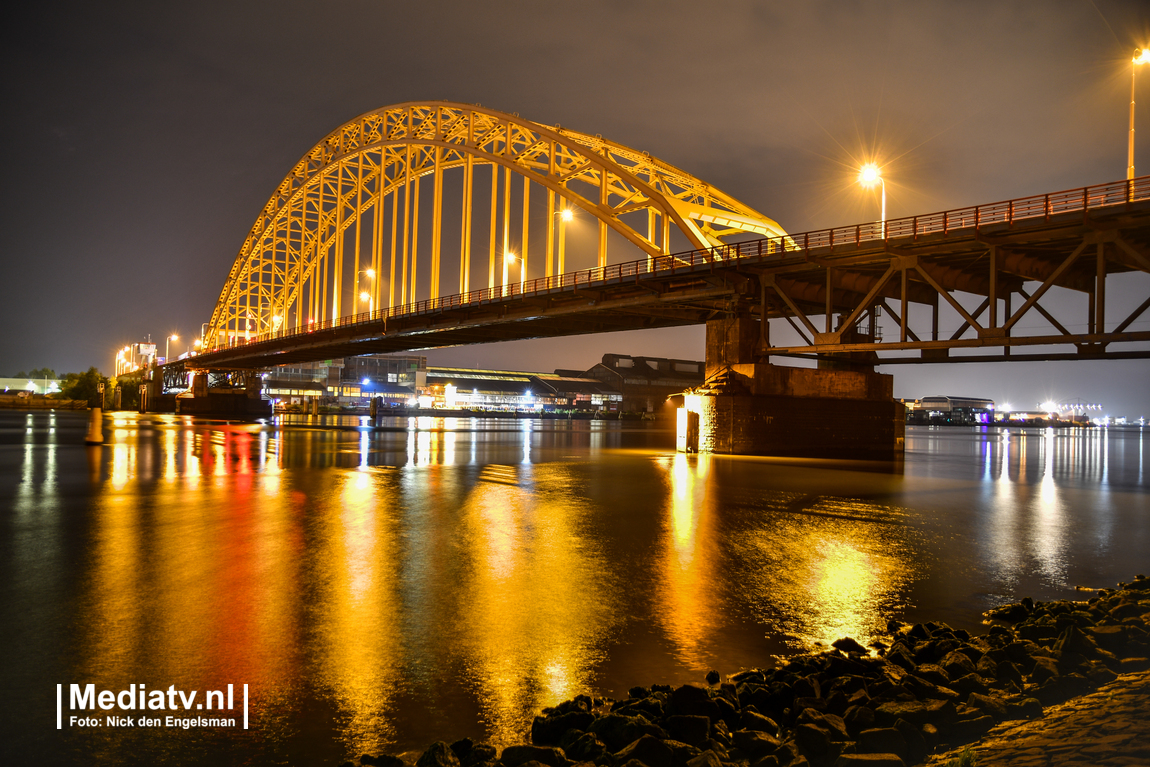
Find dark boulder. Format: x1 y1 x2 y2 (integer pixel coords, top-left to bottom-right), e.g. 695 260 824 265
364 756 406 767
832 637 869 655
796 709 850 742
564 733 606 762
947 673 989 698
664 716 710 747
892 718 926 764
614 735 674 767
875 699 955 727
965 693 1008 720
842 705 875 735
684 750 722 767
731 729 781 758
499 746 567 767
856 728 905 759
464 744 497 767
419 742 462 767
794 723 831 759
589 714 662 752
739 709 779 736
531 711 595 746
669 686 720 721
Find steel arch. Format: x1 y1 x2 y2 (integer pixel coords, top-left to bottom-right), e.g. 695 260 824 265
205 101 786 348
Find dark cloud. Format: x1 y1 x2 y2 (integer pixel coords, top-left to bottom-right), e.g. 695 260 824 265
1 0 1147 414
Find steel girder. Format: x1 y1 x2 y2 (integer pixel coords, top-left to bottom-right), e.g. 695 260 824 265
189 176 1150 371
204 101 785 350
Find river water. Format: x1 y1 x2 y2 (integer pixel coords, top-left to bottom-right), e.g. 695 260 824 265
1 410 1146 766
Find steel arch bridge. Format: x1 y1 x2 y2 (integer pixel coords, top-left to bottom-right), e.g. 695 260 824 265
205 101 786 349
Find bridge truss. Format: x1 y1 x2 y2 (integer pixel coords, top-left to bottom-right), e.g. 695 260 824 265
191 175 1150 370
205 101 785 349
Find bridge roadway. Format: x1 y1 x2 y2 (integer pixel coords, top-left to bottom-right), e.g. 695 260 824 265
188 177 1150 371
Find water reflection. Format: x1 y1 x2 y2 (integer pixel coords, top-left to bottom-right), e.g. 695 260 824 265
654 454 722 668
734 493 916 653
457 462 618 746
3 414 1146 767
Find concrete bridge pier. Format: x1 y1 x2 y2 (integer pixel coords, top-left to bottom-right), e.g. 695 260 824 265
677 315 904 460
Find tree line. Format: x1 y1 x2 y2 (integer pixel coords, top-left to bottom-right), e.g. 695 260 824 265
7 367 116 404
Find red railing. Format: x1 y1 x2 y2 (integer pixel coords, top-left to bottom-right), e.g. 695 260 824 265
206 175 1150 353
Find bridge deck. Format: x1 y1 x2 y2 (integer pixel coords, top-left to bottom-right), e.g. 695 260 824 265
189 177 1150 370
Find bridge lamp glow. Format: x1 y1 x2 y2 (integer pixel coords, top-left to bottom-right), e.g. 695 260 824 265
858 163 886 237
502 251 518 295
165 333 179 364
560 208 574 223
1131 48 1150 180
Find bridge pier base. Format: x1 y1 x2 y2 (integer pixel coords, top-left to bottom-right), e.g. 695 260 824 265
677 317 904 460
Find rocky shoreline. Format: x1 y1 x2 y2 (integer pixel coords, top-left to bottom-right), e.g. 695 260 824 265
343 576 1150 767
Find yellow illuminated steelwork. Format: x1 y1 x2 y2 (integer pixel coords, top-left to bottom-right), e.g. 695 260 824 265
205 102 787 348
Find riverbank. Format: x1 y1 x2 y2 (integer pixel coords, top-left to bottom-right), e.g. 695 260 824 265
0 396 87 409
343 576 1150 767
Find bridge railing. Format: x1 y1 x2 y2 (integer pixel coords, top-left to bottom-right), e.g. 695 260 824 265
207 175 1150 353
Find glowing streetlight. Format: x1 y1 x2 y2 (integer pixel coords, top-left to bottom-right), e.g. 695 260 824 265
1130 47 1150 180
502 251 519 296
356 267 376 317
165 333 178 364
557 208 574 274
858 163 886 238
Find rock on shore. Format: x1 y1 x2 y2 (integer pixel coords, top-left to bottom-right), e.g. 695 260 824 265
346 576 1150 767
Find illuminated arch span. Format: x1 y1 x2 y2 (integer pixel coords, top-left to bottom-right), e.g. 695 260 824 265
206 101 786 347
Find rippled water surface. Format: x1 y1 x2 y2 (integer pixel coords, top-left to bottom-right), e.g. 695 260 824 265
1 411 1146 765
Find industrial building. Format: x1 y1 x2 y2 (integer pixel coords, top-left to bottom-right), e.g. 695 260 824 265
904 395 996 425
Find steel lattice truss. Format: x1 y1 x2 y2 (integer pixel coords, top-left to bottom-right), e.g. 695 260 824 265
205 101 785 349
190 176 1150 371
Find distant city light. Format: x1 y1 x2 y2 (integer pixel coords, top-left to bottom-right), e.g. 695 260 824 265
362 378 370 386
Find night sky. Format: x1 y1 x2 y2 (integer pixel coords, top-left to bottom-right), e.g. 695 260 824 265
3 1 1149 415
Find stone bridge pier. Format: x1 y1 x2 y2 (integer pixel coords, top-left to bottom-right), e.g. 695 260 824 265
677 314 904 460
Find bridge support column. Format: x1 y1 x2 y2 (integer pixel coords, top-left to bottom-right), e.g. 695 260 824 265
681 315 904 460
192 372 208 398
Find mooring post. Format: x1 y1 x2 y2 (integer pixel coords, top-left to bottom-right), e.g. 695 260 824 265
84 382 104 445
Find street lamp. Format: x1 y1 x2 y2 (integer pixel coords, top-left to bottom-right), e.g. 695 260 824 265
1130 47 1150 180
558 208 574 274
858 163 886 238
361 268 375 317
502 251 518 296
165 333 178 364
